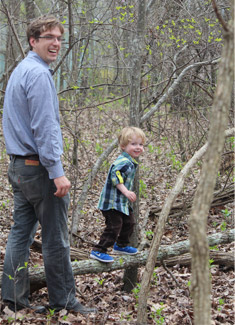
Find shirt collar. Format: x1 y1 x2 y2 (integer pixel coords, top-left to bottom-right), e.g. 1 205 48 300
27 51 53 74
121 151 138 165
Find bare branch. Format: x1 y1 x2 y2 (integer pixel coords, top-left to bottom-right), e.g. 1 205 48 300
1 0 26 59
140 58 220 124
211 0 229 32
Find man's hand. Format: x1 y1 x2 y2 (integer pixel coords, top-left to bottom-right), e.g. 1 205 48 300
54 176 71 197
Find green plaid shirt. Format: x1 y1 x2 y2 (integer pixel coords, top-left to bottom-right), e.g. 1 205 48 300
98 151 138 215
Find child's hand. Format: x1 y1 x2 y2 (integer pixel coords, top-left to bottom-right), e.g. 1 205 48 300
126 191 136 202
116 183 136 202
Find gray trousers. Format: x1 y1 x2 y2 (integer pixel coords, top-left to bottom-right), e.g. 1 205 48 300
1 157 77 309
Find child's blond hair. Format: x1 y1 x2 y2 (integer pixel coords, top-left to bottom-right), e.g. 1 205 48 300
118 127 146 148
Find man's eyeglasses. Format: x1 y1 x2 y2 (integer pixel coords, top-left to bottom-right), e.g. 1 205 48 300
37 36 65 42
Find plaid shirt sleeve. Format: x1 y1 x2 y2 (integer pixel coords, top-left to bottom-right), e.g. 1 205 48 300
110 160 132 186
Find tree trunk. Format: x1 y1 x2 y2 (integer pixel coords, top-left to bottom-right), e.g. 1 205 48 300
189 2 234 324
123 0 146 292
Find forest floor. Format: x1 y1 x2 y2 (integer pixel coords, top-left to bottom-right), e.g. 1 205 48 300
0 106 234 324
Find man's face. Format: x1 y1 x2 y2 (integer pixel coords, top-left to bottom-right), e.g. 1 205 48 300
30 26 62 64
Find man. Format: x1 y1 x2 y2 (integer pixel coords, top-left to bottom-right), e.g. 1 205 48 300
2 15 96 315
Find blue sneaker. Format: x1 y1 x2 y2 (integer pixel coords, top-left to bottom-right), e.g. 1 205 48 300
90 250 114 263
113 243 138 255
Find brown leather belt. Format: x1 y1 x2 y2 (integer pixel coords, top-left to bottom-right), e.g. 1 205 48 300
10 155 39 161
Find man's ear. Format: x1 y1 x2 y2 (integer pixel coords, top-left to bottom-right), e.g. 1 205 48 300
29 36 36 49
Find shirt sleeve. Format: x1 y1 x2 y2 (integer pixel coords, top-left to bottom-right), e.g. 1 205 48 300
26 71 64 179
110 162 131 186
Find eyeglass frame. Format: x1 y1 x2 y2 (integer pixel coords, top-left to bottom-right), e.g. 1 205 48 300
36 35 65 42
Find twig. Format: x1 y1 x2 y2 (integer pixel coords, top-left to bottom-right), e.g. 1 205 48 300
161 260 181 288
71 232 96 247
75 287 86 300
211 0 229 32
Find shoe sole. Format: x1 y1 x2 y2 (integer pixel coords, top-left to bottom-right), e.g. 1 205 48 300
90 254 114 263
7 304 47 314
112 250 138 255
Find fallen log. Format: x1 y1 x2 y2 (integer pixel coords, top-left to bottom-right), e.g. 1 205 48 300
149 184 234 219
158 251 234 268
0 229 233 292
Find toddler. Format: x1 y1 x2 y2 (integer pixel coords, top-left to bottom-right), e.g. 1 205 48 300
90 126 146 263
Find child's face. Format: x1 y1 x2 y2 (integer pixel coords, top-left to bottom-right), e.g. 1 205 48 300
121 135 144 159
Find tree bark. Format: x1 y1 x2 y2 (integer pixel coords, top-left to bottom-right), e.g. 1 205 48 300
189 1 234 324
0 230 233 292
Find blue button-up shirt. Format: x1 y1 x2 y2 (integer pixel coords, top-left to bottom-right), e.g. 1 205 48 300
3 51 64 179
98 151 138 215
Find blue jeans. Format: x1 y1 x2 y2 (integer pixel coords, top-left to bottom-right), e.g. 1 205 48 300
1 157 77 309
